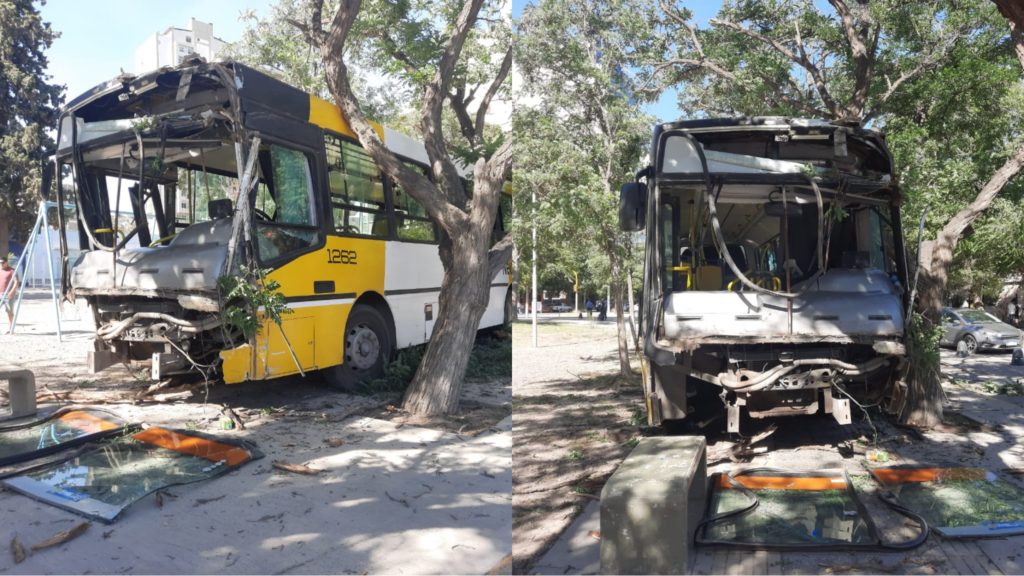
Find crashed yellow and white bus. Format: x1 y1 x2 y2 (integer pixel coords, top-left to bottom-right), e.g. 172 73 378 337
54 60 511 386
620 117 909 433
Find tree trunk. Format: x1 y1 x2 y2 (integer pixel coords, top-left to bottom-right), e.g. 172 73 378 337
901 261 945 428
0 215 9 259
510 242 521 319
402 225 491 415
613 278 631 377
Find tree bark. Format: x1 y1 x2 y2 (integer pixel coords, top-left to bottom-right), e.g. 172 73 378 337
612 277 631 377
0 214 9 259
402 221 492 414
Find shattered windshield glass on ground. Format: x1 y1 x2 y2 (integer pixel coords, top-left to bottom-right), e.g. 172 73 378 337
0 408 129 467
871 467 1024 537
700 469 878 548
3 427 262 522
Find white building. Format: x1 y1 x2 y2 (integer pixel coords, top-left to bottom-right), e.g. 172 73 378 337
134 18 227 74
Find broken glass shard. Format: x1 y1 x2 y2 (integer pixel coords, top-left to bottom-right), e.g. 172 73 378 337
2 427 262 523
700 469 879 548
870 466 1024 537
0 408 130 467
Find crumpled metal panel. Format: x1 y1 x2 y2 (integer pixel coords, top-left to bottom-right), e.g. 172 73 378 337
71 218 231 296
663 269 904 339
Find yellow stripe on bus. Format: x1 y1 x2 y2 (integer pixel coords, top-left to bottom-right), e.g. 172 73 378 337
308 95 383 140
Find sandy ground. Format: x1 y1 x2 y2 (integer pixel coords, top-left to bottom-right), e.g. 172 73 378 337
510 317 644 573
0 289 513 574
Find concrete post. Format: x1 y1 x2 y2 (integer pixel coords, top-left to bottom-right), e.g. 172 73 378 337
600 435 707 575
0 363 36 419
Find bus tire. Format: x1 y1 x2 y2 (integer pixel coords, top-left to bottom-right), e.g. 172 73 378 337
327 305 393 391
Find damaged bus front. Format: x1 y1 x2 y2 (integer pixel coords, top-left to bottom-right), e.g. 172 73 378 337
55 61 262 381
621 118 909 432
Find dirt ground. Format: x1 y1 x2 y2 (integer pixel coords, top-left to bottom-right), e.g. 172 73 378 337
511 317 645 573
513 315 1024 575
0 289 513 574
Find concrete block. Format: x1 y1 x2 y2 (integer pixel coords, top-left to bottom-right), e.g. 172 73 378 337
600 435 707 575
0 363 36 419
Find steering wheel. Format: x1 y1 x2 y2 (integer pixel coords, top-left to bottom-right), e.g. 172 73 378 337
342 225 362 235
254 208 272 222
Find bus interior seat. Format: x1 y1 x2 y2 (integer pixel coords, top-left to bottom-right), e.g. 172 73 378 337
695 265 723 290
371 215 390 237
209 198 233 220
842 250 870 269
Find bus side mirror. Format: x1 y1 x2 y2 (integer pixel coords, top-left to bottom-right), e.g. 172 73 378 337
40 159 55 201
619 181 647 232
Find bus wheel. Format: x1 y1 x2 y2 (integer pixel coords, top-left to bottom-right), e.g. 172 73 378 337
327 305 392 391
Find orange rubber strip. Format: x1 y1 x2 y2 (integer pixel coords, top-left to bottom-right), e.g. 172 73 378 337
871 467 988 485
717 475 847 491
57 410 122 434
132 427 252 467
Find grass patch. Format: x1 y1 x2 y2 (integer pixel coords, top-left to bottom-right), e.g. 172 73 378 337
465 330 512 381
981 380 1024 396
363 330 511 396
565 448 584 461
365 345 426 396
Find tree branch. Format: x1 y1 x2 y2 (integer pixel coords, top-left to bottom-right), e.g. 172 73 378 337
371 29 421 77
711 17 841 117
828 0 876 119
308 0 465 230
473 43 512 143
449 85 478 144
421 0 486 209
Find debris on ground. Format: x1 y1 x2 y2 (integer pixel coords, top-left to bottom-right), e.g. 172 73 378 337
271 460 322 475
30 522 89 551
9 536 26 563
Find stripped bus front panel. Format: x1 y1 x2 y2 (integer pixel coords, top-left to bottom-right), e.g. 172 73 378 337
624 118 908 432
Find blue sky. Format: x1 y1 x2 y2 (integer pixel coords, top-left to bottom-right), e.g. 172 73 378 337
40 1 270 102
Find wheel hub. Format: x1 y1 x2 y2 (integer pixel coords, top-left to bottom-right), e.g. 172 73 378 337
347 324 380 370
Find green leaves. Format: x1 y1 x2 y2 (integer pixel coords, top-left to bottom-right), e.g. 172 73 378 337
0 0 63 255
217 266 292 342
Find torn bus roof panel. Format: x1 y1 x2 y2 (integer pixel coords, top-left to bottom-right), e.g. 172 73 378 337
2 427 262 523
0 407 130 468
870 466 1024 537
699 469 880 549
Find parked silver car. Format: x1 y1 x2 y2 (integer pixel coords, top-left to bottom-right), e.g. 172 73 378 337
940 307 1023 353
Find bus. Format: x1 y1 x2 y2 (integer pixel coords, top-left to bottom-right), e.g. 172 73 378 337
619 117 909 433
52 60 512 387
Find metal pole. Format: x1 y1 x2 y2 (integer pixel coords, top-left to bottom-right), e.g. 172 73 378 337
10 206 44 333
532 188 538 347
41 202 63 341
574 271 579 313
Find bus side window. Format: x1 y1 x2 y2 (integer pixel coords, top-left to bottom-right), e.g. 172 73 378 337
325 133 388 237
255 144 319 263
392 164 437 243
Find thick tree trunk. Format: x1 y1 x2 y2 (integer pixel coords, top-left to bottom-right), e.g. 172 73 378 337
401 225 492 415
901 259 945 428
